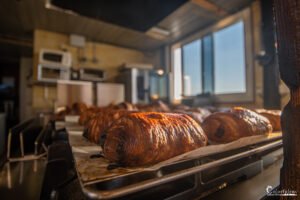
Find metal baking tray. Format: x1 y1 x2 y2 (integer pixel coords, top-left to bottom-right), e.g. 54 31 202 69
66 126 282 199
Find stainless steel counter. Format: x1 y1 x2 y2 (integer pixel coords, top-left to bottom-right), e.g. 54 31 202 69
202 155 282 200
0 159 46 200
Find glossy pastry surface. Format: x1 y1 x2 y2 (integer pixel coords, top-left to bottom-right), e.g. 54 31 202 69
256 109 281 131
103 112 208 166
202 107 272 143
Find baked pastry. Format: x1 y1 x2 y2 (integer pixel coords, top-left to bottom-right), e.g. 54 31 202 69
174 107 211 124
79 107 102 125
170 104 191 111
114 102 138 111
71 102 88 114
188 107 211 117
83 109 128 143
137 100 170 112
103 112 208 166
202 107 272 143
256 109 281 131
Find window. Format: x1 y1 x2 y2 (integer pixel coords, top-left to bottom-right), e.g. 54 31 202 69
182 39 202 96
173 47 182 101
170 8 253 103
213 21 246 94
202 35 214 94
150 73 168 100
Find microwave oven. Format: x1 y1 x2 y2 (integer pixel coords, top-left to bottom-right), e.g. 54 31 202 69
79 68 106 81
37 64 70 83
39 49 72 67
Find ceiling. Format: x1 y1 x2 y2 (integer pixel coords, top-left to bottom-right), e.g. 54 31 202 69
50 0 189 32
0 0 253 52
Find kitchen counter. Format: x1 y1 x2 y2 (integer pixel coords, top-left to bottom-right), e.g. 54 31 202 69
0 135 283 200
0 159 46 200
202 155 282 200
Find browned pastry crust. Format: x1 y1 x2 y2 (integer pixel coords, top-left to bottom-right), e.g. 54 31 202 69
71 102 88 115
173 110 204 125
184 111 204 124
202 107 273 143
173 108 211 124
256 109 281 131
84 109 129 143
103 112 208 166
187 108 211 117
114 102 138 111
152 100 170 112
79 107 102 125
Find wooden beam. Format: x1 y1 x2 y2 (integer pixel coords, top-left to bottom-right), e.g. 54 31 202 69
273 0 300 198
0 35 32 48
260 0 281 109
190 0 227 16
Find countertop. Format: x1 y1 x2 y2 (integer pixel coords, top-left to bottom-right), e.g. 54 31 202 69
0 159 46 200
202 156 282 200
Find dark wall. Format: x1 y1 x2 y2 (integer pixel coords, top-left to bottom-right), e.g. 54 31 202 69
0 60 20 129
260 0 281 109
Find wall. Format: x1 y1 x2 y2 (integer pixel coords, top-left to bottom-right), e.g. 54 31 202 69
251 0 289 109
32 29 159 111
19 57 33 121
251 0 264 108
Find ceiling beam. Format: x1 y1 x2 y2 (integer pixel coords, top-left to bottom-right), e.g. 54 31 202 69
0 35 32 48
190 0 227 16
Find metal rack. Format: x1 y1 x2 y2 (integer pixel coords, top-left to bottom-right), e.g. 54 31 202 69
6 118 49 162
68 129 282 199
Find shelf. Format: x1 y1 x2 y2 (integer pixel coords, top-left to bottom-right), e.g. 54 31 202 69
29 81 57 87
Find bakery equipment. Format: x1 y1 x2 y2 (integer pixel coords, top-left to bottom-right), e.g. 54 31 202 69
79 68 106 82
0 117 71 200
0 117 283 200
96 83 125 107
117 67 151 104
5 117 51 163
66 121 283 199
37 64 70 83
56 80 94 107
39 49 72 68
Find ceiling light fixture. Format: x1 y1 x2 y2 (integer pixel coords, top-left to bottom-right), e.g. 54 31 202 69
146 27 171 40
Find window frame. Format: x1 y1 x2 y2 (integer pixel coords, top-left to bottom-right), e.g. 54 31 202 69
170 8 254 103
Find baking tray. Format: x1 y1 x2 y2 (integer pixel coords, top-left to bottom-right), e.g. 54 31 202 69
65 124 282 199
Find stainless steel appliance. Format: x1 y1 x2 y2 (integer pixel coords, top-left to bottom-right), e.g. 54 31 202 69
96 83 124 107
37 64 70 83
56 80 94 107
39 49 72 67
117 66 151 104
79 68 106 82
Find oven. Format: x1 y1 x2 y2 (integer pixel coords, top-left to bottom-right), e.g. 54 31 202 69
117 67 151 104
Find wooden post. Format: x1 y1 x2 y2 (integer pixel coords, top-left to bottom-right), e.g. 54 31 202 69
260 0 281 109
273 0 300 198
